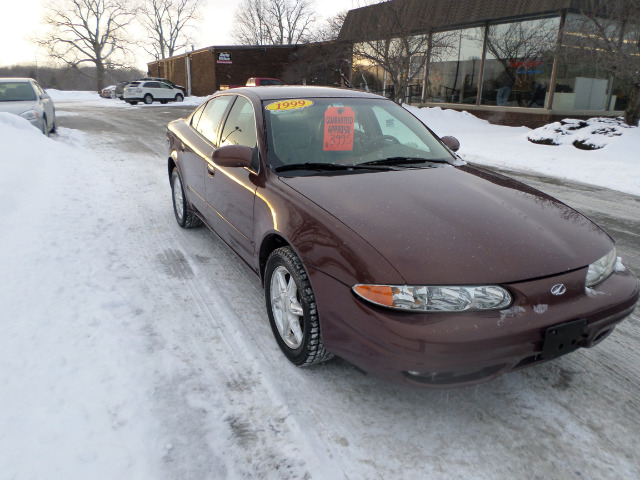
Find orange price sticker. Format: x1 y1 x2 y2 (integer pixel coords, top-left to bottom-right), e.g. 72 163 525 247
266 99 314 111
323 106 355 151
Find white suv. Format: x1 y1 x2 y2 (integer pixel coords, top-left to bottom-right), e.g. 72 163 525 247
124 80 184 105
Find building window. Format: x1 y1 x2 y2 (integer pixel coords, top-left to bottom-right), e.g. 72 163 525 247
426 28 484 104
480 18 559 108
556 14 626 111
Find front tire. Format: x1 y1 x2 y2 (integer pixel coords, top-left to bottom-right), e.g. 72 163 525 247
144 94 153 104
170 168 202 228
265 247 333 366
175 93 184 102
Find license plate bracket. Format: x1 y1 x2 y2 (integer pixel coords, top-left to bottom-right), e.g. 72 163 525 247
542 319 587 360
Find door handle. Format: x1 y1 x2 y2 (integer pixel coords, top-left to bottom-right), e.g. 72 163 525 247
207 164 215 177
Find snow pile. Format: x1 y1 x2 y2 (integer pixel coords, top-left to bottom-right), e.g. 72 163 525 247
527 117 632 150
47 88 206 107
0 113 60 205
406 105 640 196
47 89 102 102
0 115 163 479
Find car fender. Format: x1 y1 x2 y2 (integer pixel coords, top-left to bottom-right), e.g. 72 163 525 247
254 174 405 288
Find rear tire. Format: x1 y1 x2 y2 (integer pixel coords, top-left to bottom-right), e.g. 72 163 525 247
265 247 333 366
144 94 153 104
170 168 202 228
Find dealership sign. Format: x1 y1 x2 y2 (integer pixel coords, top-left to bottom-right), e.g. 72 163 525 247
217 52 232 64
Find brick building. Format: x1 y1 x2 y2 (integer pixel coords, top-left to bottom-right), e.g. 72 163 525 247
147 42 352 98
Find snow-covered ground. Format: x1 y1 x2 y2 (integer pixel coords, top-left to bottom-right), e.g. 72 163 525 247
1 92 639 480
406 105 640 196
48 89 205 108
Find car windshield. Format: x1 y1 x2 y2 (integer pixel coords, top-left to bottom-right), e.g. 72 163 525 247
0 82 37 102
264 97 455 172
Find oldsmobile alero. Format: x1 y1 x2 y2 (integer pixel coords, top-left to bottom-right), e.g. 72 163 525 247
166 86 638 387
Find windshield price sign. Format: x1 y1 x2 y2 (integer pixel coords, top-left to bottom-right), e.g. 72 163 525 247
266 99 314 111
323 106 355 151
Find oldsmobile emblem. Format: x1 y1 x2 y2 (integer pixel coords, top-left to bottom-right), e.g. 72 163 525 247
551 284 567 296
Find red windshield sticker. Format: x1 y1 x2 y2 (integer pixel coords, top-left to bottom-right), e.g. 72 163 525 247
323 107 355 151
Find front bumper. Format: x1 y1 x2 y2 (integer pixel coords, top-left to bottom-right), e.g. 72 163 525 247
308 265 639 387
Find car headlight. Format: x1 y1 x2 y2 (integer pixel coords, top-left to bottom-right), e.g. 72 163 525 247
19 110 39 121
585 247 617 287
352 284 512 312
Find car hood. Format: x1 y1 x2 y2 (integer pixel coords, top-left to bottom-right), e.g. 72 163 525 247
0 100 38 116
279 165 613 285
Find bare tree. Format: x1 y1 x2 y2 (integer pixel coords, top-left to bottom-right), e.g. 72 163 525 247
567 0 640 125
139 0 202 59
308 10 348 42
232 0 316 45
38 0 135 91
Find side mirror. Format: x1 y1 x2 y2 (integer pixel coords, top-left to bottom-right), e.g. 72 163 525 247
441 136 460 152
212 144 253 168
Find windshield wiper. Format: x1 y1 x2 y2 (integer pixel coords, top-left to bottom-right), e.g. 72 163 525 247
359 157 450 167
273 162 396 173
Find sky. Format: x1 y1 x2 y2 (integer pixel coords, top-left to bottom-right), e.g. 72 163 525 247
0 0 356 71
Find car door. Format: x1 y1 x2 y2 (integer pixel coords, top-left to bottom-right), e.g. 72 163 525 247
205 95 259 260
179 95 235 215
32 81 54 129
158 82 174 100
144 81 161 100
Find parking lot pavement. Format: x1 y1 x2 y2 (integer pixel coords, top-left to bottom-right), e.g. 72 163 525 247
51 102 640 480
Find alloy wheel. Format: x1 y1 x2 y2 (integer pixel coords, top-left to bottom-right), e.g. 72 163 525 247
270 265 304 349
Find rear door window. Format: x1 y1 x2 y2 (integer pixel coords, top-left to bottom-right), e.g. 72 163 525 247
190 102 207 129
196 95 235 145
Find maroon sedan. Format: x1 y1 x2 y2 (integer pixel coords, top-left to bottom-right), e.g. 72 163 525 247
166 86 638 387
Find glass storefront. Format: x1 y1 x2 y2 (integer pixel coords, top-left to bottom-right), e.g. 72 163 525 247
427 28 484 104
355 12 633 113
556 14 626 111
480 18 559 108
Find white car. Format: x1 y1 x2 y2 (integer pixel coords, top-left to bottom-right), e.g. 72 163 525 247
100 85 117 98
0 78 56 135
124 80 185 105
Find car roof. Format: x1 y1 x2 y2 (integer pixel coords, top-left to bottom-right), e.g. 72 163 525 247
227 86 387 101
0 78 33 83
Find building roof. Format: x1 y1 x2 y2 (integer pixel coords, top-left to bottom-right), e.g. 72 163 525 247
338 0 595 42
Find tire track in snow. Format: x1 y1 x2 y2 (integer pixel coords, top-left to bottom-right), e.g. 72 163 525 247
130 169 343 479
